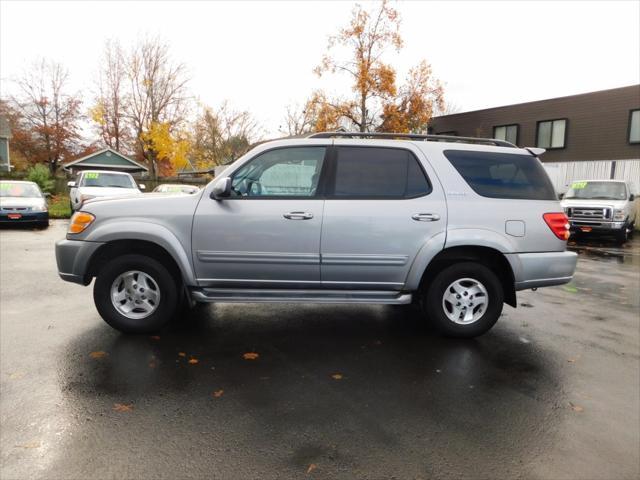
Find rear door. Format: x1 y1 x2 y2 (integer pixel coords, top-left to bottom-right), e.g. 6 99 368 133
320 143 447 289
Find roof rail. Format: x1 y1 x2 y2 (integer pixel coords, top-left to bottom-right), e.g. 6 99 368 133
307 131 517 148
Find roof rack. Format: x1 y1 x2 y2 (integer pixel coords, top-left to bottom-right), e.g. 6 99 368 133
307 131 516 148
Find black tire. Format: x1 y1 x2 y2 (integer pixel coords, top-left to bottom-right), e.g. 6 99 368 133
37 221 49 229
421 262 504 338
615 226 629 244
93 254 179 333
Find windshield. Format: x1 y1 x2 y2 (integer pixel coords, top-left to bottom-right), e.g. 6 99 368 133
0 182 43 198
564 181 627 200
79 172 136 188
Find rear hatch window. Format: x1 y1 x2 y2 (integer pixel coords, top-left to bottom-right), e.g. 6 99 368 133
444 149 557 200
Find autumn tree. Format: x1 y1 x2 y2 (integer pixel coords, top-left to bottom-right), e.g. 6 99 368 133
191 102 261 170
309 0 444 133
378 60 444 133
8 59 83 173
126 37 190 179
140 121 190 176
280 92 344 136
91 40 130 152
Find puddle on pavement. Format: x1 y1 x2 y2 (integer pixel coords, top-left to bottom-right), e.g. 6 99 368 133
568 236 640 267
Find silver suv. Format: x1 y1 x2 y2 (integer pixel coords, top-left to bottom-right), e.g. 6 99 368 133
55 132 578 337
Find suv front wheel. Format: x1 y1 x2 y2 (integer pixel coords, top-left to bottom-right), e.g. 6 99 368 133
93 254 179 333
422 262 504 338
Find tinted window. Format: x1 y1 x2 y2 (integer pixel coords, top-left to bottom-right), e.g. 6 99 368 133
231 147 325 197
445 149 557 200
333 147 431 198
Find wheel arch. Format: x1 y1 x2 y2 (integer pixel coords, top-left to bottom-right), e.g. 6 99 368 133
85 239 192 287
417 245 517 307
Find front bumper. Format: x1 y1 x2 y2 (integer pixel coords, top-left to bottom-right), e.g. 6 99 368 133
55 238 105 285
506 251 578 291
569 220 626 232
0 211 49 224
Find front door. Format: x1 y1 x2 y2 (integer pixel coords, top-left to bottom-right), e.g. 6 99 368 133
320 144 447 289
192 145 328 288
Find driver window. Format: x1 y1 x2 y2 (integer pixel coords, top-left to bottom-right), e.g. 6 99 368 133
231 147 326 197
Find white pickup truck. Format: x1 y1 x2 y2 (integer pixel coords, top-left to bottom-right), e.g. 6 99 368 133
561 180 637 243
68 170 145 212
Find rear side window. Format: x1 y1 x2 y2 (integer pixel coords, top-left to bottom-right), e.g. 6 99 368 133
444 149 557 200
332 147 431 198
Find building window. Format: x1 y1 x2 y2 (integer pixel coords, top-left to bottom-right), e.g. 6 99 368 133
629 109 640 144
493 124 518 145
536 119 567 149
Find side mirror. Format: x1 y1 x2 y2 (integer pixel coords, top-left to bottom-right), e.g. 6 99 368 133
67 181 76 188
138 184 146 190
44 192 52 198
211 177 232 199
630 194 635 201
558 193 564 200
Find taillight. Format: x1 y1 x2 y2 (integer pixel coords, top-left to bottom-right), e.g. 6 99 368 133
543 212 570 240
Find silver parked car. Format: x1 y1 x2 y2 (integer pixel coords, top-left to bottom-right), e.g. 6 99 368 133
55 132 577 337
68 170 145 211
561 179 637 243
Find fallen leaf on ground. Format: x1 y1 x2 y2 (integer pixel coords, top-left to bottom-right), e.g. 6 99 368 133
569 402 584 412
307 463 317 474
188 358 199 365
89 351 107 359
15 441 41 449
567 358 576 363
178 352 186 357
150 335 160 340
243 352 259 360
331 373 343 380
212 389 224 398
113 403 133 413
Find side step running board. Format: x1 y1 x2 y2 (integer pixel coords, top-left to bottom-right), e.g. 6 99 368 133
191 288 412 305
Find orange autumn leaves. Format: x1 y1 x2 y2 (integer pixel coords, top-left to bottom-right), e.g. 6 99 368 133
299 0 444 134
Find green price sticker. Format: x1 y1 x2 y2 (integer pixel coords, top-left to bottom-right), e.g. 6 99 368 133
571 181 587 189
85 173 100 179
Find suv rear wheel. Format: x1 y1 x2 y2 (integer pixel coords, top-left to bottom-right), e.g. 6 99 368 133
93 254 179 333
422 262 504 338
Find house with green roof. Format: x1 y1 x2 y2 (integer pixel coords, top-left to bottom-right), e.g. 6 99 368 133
63 148 148 176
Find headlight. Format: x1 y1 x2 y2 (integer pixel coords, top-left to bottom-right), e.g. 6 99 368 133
613 209 626 221
68 212 95 234
32 203 48 212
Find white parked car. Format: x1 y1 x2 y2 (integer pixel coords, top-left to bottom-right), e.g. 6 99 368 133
68 170 145 211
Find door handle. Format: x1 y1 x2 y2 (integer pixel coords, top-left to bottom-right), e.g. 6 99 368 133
412 213 440 222
283 211 314 220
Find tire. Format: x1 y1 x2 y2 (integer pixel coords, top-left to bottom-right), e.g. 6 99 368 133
421 262 504 338
93 254 179 333
615 226 629 244
37 221 49 229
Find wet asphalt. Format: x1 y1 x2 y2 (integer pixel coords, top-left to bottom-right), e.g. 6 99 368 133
0 221 639 480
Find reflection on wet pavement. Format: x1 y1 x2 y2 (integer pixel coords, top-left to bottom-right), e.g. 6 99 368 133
0 223 638 479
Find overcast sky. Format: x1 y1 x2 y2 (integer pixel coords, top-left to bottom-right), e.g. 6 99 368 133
1 0 639 137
